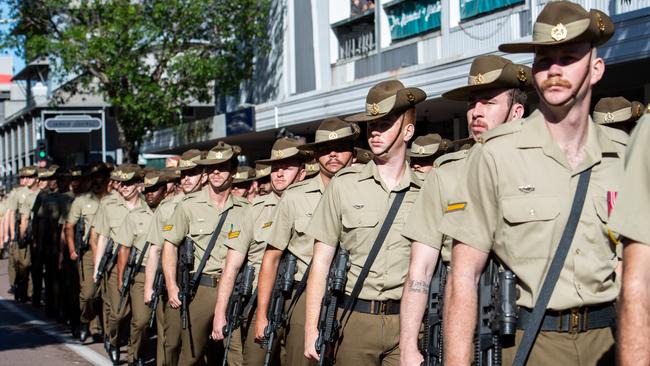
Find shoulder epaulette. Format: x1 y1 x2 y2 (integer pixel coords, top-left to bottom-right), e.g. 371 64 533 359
434 149 469 168
480 119 523 144
334 164 364 177
286 178 311 191
251 195 268 206
182 190 202 201
232 195 249 206
598 124 629 146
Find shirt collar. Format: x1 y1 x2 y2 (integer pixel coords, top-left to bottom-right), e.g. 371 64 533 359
358 160 419 192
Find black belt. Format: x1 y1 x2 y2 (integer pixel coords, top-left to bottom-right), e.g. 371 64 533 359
339 294 400 315
190 273 220 288
517 303 615 333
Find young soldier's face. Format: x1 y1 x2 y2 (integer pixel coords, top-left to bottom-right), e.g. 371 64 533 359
205 161 233 192
271 159 304 193
466 88 512 140
366 112 413 157
409 157 435 175
25 177 37 188
315 142 354 177
144 185 166 208
532 42 602 108
119 180 141 200
180 167 204 194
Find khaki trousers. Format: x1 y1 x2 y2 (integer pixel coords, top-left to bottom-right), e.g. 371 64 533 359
179 283 224 366
502 328 615 366
104 266 130 346
7 241 16 287
157 299 182 366
128 272 151 362
242 311 279 366
284 292 316 366
334 310 400 366
79 250 102 334
13 243 32 298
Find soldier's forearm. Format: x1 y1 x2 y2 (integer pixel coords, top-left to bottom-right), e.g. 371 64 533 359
305 242 335 332
65 224 75 255
116 245 130 286
94 235 108 271
144 246 161 291
89 229 98 253
619 242 650 366
399 274 430 352
162 242 179 290
256 249 283 319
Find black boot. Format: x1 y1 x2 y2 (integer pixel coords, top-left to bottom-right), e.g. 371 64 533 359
137 357 145 366
79 323 90 343
107 344 119 365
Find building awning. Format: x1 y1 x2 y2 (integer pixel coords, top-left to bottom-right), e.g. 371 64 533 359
12 57 49 82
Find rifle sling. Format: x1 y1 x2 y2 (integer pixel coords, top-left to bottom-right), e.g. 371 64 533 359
134 242 151 273
339 190 406 324
512 168 592 366
287 259 311 313
190 209 230 293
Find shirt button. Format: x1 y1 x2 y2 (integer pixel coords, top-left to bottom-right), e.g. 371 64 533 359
529 209 535 216
577 284 582 290
575 248 581 255
199 229 203 233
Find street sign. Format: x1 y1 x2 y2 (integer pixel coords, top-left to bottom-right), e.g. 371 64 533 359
44 114 102 133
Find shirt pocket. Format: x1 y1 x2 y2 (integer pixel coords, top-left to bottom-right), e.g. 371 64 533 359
294 217 311 235
501 195 560 259
189 220 215 237
590 196 617 258
341 211 379 251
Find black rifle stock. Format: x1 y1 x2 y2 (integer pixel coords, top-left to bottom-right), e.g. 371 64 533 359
148 259 165 328
74 219 89 280
421 258 447 366
94 239 116 290
475 259 517 366
222 265 256 366
179 238 195 329
262 252 298 366
315 248 350 366
117 247 139 312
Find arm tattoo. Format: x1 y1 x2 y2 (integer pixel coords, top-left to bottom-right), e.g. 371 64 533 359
407 279 429 294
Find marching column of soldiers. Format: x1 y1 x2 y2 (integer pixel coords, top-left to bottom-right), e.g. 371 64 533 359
1 2 650 366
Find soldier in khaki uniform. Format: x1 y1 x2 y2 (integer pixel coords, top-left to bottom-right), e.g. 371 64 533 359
0 189 6 259
252 118 358 366
15 166 40 303
302 80 425 366
4 173 28 295
66 163 110 342
593 96 644 134
212 138 308 366
115 170 167 366
352 147 373 166
610 113 650 366
256 164 272 196
231 166 258 203
399 55 531 365
406 133 446 179
94 164 147 365
440 2 621 365
145 150 204 366
162 142 249 366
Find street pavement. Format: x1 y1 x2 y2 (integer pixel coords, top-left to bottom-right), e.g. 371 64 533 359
0 256 112 366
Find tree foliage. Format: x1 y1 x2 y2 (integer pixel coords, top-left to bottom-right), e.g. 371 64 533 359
1 0 270 161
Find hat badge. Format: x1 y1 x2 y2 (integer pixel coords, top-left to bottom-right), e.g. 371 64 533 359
517 67 527 83
273 150 284 158
328 131 338 140
604 112 615 123
417 146 425 154
215 151 223 159
145 177 156 185
406 92 415 103
474 73 484 85
551 23 567 41
369 103 380 116
596 13 605 32
636 104 642 117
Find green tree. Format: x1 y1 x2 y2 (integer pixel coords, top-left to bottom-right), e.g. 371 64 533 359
1 0 269 161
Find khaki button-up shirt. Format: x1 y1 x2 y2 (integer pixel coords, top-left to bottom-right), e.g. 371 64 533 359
6 186 28 212
440 111 627 310
146 193 184 248
18 188 39 216
91 191 120 235
305 161 421 301
610 114 650 245
67 192 101 238
163 187 249 276
114 203 154 262
269 175 325 280
402 148 470 262
227 192 279 286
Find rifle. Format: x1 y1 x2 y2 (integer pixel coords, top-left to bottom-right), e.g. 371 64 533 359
420 258 447 366
95 239 116 288
148 259 165 328
178 238 195 329
74 219 89 280
18 218 32 249
315 248 350 366
262 252 297 366
117 247 140 312
222 265 255 366
475 258 517 366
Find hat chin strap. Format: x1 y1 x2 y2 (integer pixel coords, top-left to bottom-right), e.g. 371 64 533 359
373 116 405 158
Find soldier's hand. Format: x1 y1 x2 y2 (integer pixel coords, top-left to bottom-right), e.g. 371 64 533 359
144 287 153 305
211 313 227 341
304 327 320 362
93 271 99 283
168 285 182 309
400 348 424 366
69 250 78 261
254 315 269 343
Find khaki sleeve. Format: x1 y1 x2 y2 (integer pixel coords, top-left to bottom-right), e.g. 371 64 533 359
305 178 342 247
6 193 17 211
439 147 498 253
113 213 136 248
162 202 189 246
18 195 33 215
146 209 165 247
224 206 253 254
268 193 293 251
66 197 83 225
609 119 650 245
402 170 444 249
92 204 110 237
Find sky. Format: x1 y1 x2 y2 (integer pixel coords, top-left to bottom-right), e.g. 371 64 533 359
0 1 26 74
